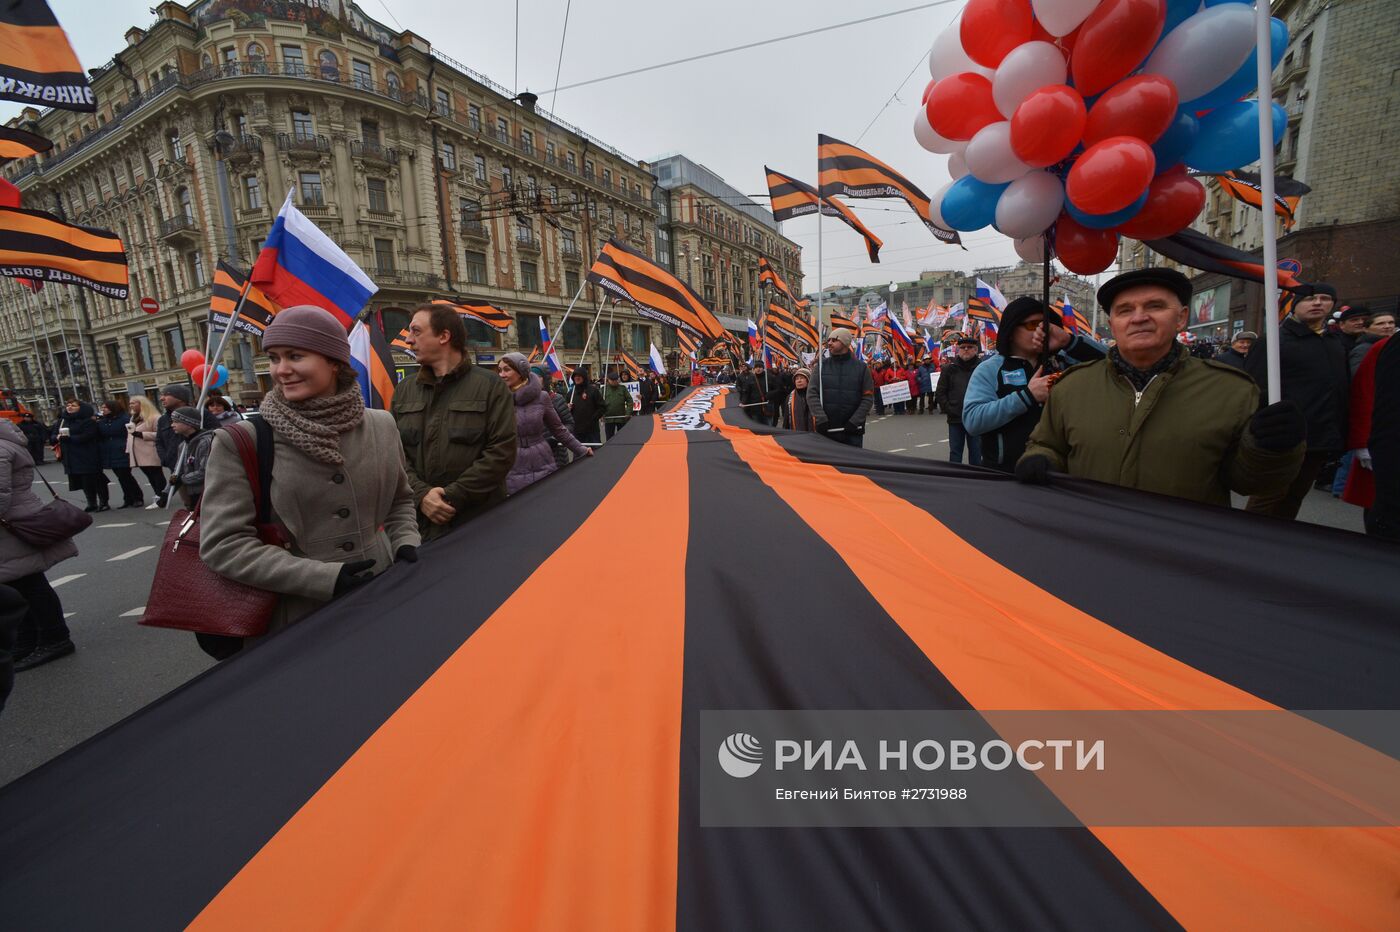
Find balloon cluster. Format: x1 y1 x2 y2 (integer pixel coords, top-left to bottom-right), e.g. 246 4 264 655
915 0 1287 274
179 349 229 390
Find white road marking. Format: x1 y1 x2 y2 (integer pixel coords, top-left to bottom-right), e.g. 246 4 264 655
889 448 907 453
107 546 155 562
939 438 949 443
50 574 85 588
916 443 933 448
119 606 146 617
64 613 75 619
98 522 135 528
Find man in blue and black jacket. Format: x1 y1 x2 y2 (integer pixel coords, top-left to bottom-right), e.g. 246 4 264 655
962 297 1105 472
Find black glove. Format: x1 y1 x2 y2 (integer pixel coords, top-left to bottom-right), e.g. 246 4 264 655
333 559 377 597
1248 400 1307 452
1014 454 1052 485
395 545 418 563
814 419 829 435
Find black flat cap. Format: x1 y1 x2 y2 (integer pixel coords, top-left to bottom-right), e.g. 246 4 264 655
1336 305 1368 322
1096 267 1192 311
956 335 979 346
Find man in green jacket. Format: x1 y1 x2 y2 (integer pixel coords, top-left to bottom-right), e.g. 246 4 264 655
601 372 632 440
1017 268 1306 507
392 303 517 540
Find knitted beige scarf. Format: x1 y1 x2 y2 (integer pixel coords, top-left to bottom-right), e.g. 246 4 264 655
259 383 365 465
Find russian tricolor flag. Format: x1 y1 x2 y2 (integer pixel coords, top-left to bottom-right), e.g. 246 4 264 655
746 318 760 353
648 342 666 376
975 278 1007 314
253 192 377 330
886 312 917 353
539 318 564 375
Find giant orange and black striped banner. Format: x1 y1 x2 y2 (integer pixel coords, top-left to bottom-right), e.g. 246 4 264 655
0 125 51 164
3 388 1398 928
432 298 513 333
211 261 278 336
0 205 126 297
764 166 884 262
587 237 727 340
816 135 961 246
0 0 94 112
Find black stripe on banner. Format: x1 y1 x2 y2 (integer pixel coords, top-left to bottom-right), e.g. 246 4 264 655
0 419 655 929
0 1 62 27
674 420 1177 931
756 421 1400 712
0 229 126 266
588 252 707 334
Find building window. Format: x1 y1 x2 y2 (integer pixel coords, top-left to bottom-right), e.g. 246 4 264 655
385 71 400 96
352 59 372 89
562 228 576 253
299 171 324 206
103 341 122 374
373 238 395 272
520 128 533 152
436 87 451 115
440 142 456 170
516 215 533 245
162 327 185 364
602 168 612 186
463 249 488 284
243 175 261 209
562 317 586 348
566 152 576 170
546 141 555 161
496 116 509 141
186 251 206 288
221 46 237 71
548 184 559 205
517 313 543 348
167 130 184 162
520 261 539 291
291 110 313 138
246 42 265 66
318 50 339 81
502 165 512 189
361 119 379 143
230 112 248 136
467 104 481 132
459 197 481 222
565 269 580 296
367 178 389 213
632 325 649 353
131 334 154 372
176 186 192 221
281 44 305 76
474 154 487 183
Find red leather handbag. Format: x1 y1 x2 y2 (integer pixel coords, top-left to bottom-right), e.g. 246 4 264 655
140 419 288 638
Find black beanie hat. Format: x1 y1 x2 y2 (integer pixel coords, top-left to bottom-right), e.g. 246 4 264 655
996 297 1062 357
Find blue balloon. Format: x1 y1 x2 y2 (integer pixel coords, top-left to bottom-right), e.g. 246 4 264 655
1190 17 1289 110
940 176 1009 232
1152 110 1200 172
1065 190 1149 230
213 364 230 389
1184 100 1288 173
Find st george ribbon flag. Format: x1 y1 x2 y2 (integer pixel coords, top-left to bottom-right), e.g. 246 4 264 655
252 191 378 329
587 237 728 341
1 385 1396 930
348 314 398 410
0 0 95 111
817 135 961 246
210 261 278 336
0 205 127 297
765 165 884 263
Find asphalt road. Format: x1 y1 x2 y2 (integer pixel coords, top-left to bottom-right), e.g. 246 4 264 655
0 415 1365 787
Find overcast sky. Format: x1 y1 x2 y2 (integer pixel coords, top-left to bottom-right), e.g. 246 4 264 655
8 0 1037 291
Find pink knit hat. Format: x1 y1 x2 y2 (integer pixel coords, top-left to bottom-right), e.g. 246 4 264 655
261 305 352 364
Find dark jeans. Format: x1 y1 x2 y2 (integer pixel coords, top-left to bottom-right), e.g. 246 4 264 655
0 584 21 712
9 572 69 655
893 401 906 415
874 393 886 416
77 472 109 507
139 465 168 499
948 421 982 466
1245 450 1330 520
576 424 601 445
604 419 628 440
112 466 144 505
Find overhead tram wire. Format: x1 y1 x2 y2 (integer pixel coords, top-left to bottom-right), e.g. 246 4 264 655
537 0 961 96
855 46 930 145
549 0 573 114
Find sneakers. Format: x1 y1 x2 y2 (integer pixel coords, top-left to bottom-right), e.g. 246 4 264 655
145 501 161 510
14 639 75 672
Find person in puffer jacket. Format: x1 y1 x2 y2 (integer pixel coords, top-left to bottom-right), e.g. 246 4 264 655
534 366 577 467
497 353 591 495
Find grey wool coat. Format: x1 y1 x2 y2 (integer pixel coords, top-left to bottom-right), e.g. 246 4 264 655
0 420 78 583
199 410 421 636
506 374 588 495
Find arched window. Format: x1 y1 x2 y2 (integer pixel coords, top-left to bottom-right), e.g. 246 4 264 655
176 187 192 221
385 71 401 99
318 50 339 81
200 52 212 71
246 42 266 73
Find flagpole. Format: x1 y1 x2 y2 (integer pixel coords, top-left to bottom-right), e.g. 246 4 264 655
30 287 80 400
599 297 616 378
1040 231 1052 373
550 278 588 356
22 289 55 415
576 296 607 372
1254 3 1281 404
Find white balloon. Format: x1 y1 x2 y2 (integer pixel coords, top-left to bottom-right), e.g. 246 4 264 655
1014 234 1050 263
1030 0 1103 37
928 180 956 232
964 122 1033 184
995 171 1065 240
992 41 1067 118
948 149 968 180
1144 4 1256 103
928 15 977 82
914 108 964 155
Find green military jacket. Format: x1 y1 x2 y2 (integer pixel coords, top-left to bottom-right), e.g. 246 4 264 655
1022 347 1303 507
391 357 517 539
602 383 633 420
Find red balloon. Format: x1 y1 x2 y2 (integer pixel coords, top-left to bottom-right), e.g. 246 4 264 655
960 0 1035 68
926 73 1002 141
1055 214 1120 275
1114 168 1206 240
189 364 215 387
1009 85 1086 167
1066 135 1156 214
1083 75 1179 146
180 349 206 373
922 78 937 104
1071 0 1166 97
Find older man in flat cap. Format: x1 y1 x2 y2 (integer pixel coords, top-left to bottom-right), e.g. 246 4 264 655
1017 268 1306 508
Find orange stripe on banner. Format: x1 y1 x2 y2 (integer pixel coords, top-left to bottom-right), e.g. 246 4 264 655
192 427 689 931
704 407 1400 932
0 25 84 75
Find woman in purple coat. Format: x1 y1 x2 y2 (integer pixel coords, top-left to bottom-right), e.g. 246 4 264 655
496 353 591 495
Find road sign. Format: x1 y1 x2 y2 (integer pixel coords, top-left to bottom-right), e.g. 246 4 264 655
1277 258 1302 276
140 297 159 315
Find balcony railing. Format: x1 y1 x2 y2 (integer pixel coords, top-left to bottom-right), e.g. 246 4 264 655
515 230 541 250
350 139 398 164
277 132 329 154
223 133 262 159
370 268 446 290
561 241 582 260
460 219 489 238
159 215 198 239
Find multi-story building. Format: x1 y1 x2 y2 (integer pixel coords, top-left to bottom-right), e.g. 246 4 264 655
1119 0 1399 338
651 153 802 351
0 0 733 414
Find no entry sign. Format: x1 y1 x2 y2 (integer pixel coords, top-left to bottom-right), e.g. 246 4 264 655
140 297 159 315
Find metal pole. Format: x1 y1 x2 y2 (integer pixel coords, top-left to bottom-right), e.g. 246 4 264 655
599 297 615 377
194 276 253 412
22 288 54 415
33 288 60 409
33 288 80 400
1254 4 1281 404
575 296 607 371
1039 231 1052 372
64 287 100 402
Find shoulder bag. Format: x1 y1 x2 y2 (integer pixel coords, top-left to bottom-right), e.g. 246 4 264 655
0 465 92 548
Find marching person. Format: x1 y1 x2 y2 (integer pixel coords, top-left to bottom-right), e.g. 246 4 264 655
392 302 517 541
914 358 934 413
1244 282 1351 519
934 336 983 466
534 367 577 467
54 400 109 513
1215 331 1257 369
17 413 46 464
567 369 605 445
155 384 191 495
0 419 77 672
497 353 591 495
962 297 1106 473
639 371 660 416
201 306 421 643
1334 304 1369 355
96 400 144 508
1349 309 1395 375
204 394 242 425
601 371 632 439
782 367 817 431
127 397 169 508
807 328 875 447
1366 336 1400 542
1018 268 1305 506
168 408 216 510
